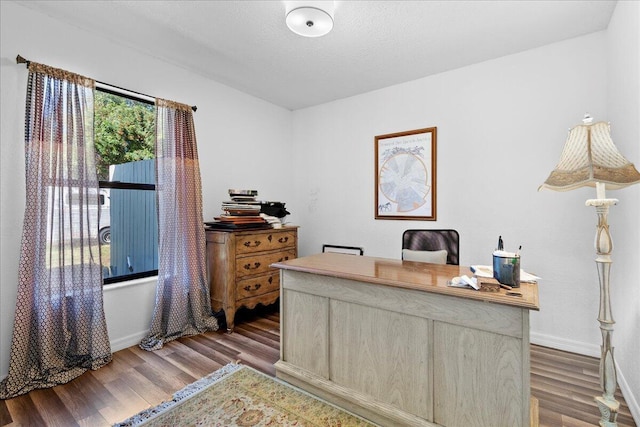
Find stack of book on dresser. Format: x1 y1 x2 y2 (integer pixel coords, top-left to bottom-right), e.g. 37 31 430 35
205 189 270 230
205 189 279 231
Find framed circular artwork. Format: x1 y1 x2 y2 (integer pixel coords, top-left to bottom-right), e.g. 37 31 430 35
375 127 436 220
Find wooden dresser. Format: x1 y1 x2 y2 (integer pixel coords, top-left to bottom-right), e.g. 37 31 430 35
205 226 298 332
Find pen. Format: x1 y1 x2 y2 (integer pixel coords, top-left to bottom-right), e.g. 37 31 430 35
498 236 504 251
515 245 521 256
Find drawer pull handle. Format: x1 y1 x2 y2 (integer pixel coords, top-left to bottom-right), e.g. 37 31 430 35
243 262 261 270
243 240 261 248
244 284 261 292
278 237 289 243
268 235 273 242
268 276 273 284
278 256 290 262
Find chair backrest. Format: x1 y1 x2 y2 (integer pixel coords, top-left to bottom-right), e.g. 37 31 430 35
402 229 460 265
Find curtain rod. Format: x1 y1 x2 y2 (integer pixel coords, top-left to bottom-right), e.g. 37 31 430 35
16 55 197 112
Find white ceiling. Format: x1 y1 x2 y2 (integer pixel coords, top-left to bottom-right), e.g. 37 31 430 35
16 0 616 110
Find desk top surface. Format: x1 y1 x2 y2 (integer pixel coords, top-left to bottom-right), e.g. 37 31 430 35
272 252 539 311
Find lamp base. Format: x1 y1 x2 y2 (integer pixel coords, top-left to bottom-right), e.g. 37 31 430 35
596 395 620 427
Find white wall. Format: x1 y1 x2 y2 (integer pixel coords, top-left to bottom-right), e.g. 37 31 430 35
290 15 639 417
290 26 628 384
1 1 638 420
0 1 293 378
606 0 640 421
292 31 608 350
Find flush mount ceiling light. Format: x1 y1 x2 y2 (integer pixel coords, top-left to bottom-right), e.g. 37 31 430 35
285 1 335 37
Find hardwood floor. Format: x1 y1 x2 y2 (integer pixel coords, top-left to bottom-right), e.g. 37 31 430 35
1 304 636 427
531 344 636 427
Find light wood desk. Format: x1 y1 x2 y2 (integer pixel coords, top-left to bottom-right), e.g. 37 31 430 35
273 252 539 427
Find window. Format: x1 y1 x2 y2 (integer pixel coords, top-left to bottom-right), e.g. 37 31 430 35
95 87 157 284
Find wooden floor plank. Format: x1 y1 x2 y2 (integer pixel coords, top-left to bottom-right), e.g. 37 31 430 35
98 377 151 425
27 387 79 427
214 328 280 361
0 305 636 427
3 394 47 427
178 335 240 366
126 344 198 384
132 362 191 394
51 379 100 422
163 349 221 380
116 367 172 406
232 323 281 349
193 333 244 360
66 369 117 412
77 412 110 427
89 350 141 385
0 401 11 426
531 344 637 427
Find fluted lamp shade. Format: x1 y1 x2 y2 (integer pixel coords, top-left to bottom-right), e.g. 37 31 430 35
539 116 640 192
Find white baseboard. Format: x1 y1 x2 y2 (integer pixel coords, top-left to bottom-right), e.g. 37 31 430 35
530 331 600 357
531 332 639 425
109 330 149 353
616 367 640 425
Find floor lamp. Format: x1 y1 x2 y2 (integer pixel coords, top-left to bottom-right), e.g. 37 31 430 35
539 114 640 427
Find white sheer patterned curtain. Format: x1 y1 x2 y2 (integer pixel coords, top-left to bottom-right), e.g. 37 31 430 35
140 98 218 351
0 62 112 399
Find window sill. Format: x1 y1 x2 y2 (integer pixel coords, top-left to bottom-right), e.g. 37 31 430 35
103 275 157 292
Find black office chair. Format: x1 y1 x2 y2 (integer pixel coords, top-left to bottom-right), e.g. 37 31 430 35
402 229 460 265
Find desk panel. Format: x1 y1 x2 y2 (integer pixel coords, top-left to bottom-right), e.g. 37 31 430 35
275 253 538 427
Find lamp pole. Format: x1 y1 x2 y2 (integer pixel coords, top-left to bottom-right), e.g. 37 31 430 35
540 115 640 425
586 183 620 427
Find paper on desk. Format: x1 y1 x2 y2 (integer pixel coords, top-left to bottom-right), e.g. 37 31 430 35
447 275 480 290
470 265 541 283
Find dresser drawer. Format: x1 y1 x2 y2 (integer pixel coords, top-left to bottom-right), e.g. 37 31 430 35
206 226 297 332
236 271 280 300
236 249 295 278
235 230 296 255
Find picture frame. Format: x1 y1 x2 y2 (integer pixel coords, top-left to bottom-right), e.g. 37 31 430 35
375 127 437 220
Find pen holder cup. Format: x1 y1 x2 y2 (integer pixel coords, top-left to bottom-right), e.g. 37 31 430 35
493 254 521 288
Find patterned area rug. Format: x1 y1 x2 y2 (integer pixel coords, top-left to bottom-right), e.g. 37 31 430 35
114 363 376 426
